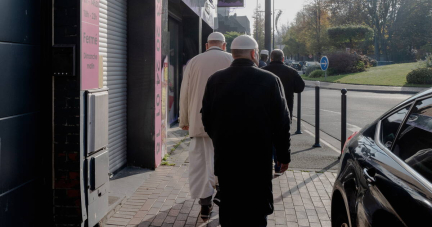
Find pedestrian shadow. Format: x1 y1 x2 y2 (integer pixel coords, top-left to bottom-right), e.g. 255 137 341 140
291 147 315 155
273 160 339 204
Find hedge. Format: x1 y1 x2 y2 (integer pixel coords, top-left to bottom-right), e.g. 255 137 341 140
406 68 432 84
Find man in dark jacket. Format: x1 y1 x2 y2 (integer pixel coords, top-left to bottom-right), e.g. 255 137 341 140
262 49 305 118
202 35 291 227
262 49 304 175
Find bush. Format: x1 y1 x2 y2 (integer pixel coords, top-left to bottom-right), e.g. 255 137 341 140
327 52 366 74
305 65 321 76
406 68 432 84
309 70 325 78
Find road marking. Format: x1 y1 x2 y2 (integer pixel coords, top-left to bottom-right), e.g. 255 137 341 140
298 107 363 131
347 123 362 132
303 129 341 154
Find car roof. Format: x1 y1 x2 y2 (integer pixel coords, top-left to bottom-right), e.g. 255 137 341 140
380 88 432 119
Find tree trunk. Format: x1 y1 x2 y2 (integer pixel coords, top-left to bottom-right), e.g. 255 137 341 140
374 34 380 61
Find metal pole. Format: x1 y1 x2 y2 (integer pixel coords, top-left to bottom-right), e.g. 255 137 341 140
265 0 272 52
199 7 202 54
272 0 275 50
341 89 348 152
295 93 302 134
313 81 322 147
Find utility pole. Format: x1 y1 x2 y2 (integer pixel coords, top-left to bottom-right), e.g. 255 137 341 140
265 0 271 53
272 0 275 50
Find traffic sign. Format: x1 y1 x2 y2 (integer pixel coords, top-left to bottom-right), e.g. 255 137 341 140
320 56 329 71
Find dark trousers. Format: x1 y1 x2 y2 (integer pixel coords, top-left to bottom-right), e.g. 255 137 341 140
219 211 267 227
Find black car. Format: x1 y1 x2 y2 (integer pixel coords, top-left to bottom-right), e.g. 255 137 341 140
332 88 432 227
291 62 302 71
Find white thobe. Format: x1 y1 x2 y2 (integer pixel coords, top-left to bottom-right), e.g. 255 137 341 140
179 46 233 199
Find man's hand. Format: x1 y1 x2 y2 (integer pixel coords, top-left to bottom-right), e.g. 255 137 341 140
181 126 189 130
278 162 289 173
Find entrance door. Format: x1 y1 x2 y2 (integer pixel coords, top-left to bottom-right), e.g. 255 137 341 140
0 0 51 225
168 17 180 125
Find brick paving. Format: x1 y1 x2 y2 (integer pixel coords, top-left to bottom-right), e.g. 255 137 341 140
104 128 337 227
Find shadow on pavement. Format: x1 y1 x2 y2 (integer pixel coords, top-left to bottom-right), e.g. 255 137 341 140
274 160 339 204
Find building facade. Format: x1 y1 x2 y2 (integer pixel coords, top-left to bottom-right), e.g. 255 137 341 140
0 0 216 226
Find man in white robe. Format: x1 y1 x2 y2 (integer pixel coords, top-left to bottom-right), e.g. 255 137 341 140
179 32 233 220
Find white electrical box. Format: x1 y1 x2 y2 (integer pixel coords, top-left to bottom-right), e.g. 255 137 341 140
87 89 109 154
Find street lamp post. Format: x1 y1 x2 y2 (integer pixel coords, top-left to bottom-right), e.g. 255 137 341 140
265 0 271 53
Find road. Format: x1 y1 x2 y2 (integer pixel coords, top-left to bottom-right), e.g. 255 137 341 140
293 88 412 141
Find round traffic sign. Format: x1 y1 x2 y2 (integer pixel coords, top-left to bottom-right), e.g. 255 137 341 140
320 56 329 71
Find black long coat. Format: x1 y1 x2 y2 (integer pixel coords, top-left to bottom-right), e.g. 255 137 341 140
262 61 305 117
202 59 291 225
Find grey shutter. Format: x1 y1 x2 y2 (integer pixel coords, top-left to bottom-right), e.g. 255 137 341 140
99 0 127 173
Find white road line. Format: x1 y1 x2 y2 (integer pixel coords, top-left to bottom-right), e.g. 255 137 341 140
303 129 341 154
347 123 362 132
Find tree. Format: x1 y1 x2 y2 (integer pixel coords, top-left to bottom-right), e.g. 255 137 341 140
327 0 369 26
224 31 242 52
390 0 432 61
327 25 374 51
252 4 265 50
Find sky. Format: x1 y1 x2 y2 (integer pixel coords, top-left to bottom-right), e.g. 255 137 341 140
221 0 306 34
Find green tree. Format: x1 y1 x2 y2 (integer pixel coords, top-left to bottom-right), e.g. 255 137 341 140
224 31 242 52
328 25 374 51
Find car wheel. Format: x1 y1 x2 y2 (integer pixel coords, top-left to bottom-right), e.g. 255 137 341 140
333 208 349 227
332 192 350 227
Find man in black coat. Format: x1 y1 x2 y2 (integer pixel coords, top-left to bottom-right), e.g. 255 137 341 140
262 49 304 174
262 49 305 118
201 35 291 227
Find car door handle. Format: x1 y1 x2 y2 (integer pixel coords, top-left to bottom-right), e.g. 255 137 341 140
363 168 376 185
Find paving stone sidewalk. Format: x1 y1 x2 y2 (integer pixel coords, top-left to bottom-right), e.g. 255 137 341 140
104 127 337 227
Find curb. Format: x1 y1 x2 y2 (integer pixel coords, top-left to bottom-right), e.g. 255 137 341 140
304 81 428 94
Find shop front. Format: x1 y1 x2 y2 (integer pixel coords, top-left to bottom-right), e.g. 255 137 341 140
128 0 216 170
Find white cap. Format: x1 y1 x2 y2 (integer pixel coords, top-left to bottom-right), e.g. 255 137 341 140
207 32 225 42
260 50 269 55
231 35 258 49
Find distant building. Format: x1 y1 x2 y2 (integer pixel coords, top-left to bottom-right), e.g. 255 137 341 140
215 8 251 35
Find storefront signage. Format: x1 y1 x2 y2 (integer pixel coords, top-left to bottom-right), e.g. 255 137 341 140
218 0 244 7
81 0 100 90
155 0 163 167
182 0 215 29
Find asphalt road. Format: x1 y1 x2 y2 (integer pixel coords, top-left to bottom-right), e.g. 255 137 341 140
293 88 412 141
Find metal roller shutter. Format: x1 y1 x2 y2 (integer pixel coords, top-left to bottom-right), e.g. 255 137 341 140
99 0 128 173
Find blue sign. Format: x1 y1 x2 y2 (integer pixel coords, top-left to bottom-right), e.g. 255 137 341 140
320 56 329 71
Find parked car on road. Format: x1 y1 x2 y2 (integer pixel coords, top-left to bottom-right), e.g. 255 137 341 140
291 62 302 71
302 61 319 74
332 88 432 227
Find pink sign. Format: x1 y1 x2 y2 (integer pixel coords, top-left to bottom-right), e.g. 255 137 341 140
81 0 100 90
155 0 163 167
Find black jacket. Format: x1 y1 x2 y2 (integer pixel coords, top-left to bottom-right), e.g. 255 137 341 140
201 59 291 218
262 61 305 116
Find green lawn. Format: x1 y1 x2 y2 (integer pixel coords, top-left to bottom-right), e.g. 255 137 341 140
302 62 431 87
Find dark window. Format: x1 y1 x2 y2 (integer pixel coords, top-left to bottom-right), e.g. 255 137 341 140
393 97 432 183
380 105 411 149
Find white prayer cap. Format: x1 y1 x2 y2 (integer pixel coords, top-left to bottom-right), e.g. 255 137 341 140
231 35 259 50
260 50 269 55
208 32 226 42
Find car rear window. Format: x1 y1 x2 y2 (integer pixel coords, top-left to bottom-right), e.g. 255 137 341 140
380 105 411 149
393 97 432 183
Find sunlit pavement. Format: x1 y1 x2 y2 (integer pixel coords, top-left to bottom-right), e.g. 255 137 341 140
104 127 337 227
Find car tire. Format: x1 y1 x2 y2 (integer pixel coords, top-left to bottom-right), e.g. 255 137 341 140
332 207 350 227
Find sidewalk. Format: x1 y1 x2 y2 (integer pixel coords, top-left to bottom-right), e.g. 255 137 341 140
103 126 338 227
304 80 428 94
